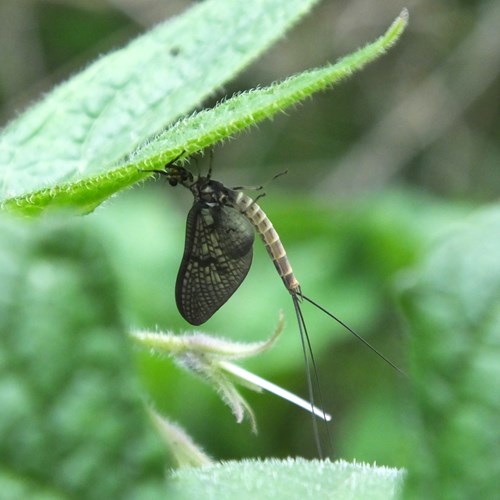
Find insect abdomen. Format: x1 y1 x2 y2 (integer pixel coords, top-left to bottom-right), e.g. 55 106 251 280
234 191 300 295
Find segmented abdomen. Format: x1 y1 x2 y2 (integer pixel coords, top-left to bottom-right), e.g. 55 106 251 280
233 191 301 295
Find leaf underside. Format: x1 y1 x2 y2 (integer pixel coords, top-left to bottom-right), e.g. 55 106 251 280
0 5 408 216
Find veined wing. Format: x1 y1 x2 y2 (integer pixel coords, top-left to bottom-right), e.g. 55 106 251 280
175 202 255 325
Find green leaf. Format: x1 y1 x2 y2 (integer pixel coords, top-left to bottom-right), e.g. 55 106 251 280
0 7 408 215
167 458 404 500
0 215 166 498
0 0 321 210
400 206 500 499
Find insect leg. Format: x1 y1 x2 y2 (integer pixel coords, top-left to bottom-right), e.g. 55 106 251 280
139 151 187 176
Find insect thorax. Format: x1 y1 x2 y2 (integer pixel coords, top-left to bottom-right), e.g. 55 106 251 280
191 178 237 209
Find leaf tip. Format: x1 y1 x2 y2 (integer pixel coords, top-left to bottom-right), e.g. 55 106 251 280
399 8 410 24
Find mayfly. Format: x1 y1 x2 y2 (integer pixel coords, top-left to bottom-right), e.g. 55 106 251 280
147 154 403 450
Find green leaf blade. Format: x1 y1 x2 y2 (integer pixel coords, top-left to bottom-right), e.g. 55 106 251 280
2 9 408 216
0 0 321 203
167 458 404 500
133 8 409 165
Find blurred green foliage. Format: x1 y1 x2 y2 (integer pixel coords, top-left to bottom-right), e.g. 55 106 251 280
0 0 499 497
401 207 500 499
0 216 166 498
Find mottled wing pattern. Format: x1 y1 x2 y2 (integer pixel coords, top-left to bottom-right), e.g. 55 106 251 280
175 202 255 325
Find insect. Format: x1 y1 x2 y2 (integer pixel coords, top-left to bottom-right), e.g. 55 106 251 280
147 153 403 454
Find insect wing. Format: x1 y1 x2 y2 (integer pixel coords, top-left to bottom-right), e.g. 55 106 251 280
175 202 255 325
